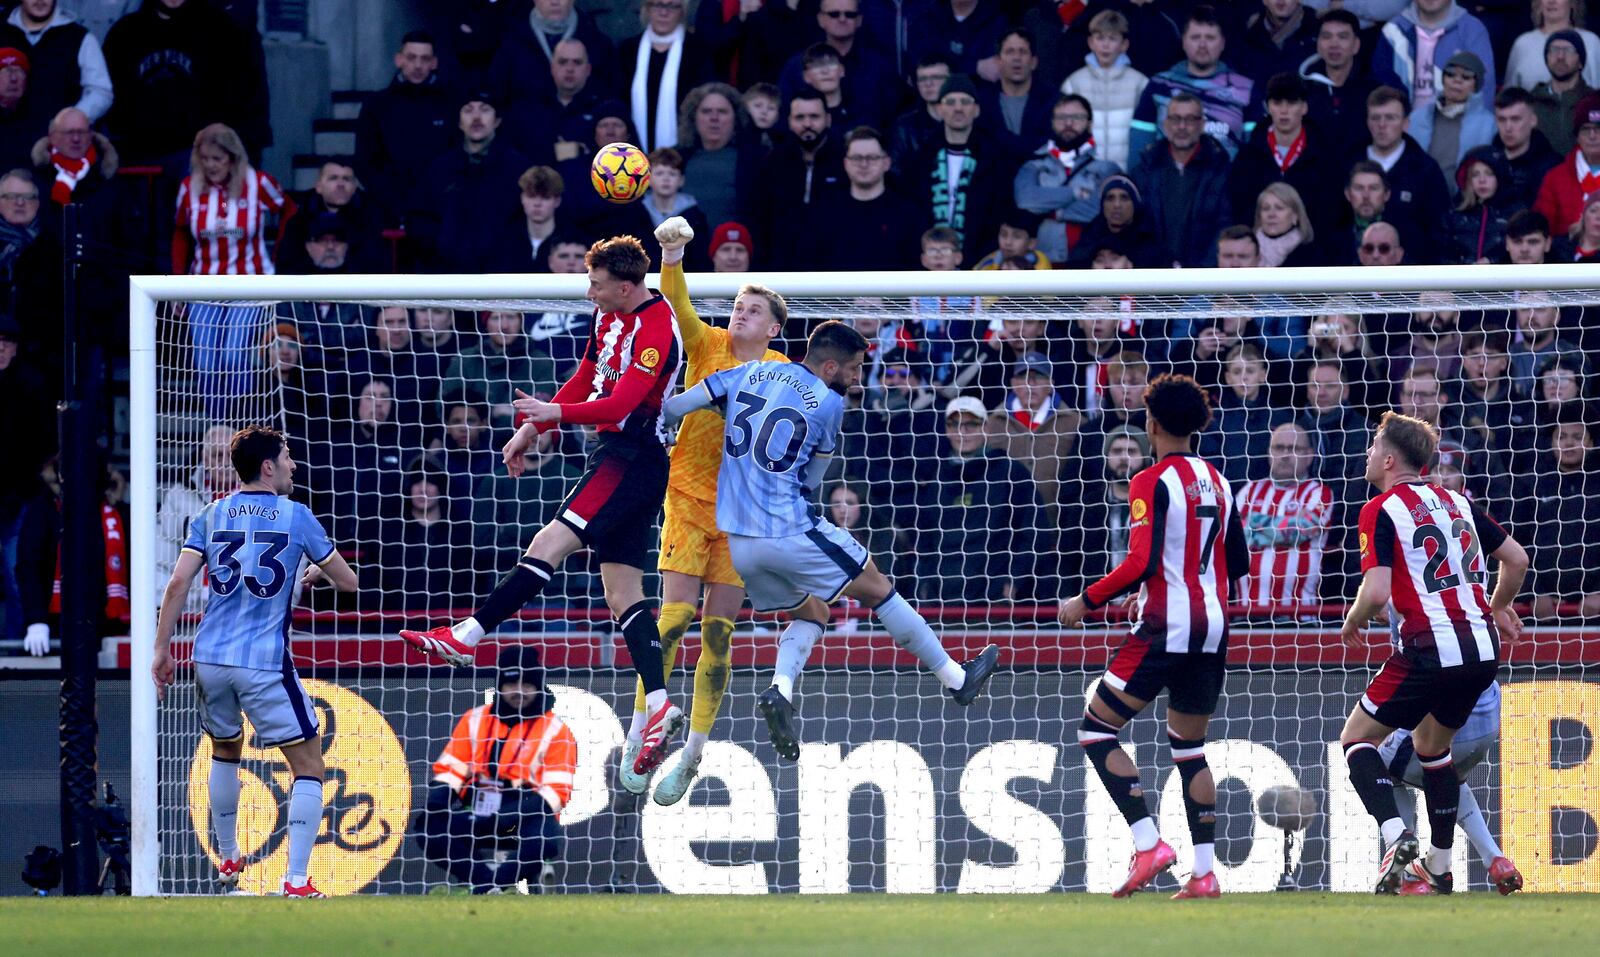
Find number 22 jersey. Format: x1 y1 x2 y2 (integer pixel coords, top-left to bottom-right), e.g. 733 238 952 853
181 491 335 670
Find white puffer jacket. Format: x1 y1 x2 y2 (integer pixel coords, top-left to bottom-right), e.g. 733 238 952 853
1061 53 1148 170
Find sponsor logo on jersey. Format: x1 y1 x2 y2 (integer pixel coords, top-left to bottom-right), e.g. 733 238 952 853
1360 532 1370 555
638 347 660 370
1130 498 1148 525
186 680 411 895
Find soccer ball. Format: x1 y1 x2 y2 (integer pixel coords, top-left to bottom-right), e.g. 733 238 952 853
591 142 651 204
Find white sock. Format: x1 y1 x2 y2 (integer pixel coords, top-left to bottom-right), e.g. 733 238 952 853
774 619 824 699
645 688 668 714
1192 842 1215 877
872 594 959 685
452 617 486 647
1380 817 1406 846
1456 782 1503 864
1428 844 1452 875
285 777 324 887
626 708 647 743
209 757 241 859
772 675 795 701
682 730 708 763
1130 816 1160 852
935 659 966 690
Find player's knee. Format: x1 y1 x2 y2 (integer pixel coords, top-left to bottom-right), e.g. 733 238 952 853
700 617 734 660
658 602 696 643
212 737 243 762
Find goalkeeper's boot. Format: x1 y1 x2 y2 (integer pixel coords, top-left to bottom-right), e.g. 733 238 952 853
652 752 701 806
618 737 655 796
1397 875 1435 896
757 685 802 761
398 625 475 667
1112 840 1176 898
1374 830 1420 895
948 644 1001 706
633 701 685 777
1171 871 1220 899
1489 856 1524 895
1405 858 1454 895
216 857 244 887
282 879 326 898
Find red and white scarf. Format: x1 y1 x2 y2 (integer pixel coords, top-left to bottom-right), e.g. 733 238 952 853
1006 391 1062 432
1268 127 1305 173
50 502 130 623
1047 136 1096 177
1578 152 1600 199
49 146 97 205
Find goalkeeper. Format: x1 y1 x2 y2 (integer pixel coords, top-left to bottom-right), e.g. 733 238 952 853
623 216 791 806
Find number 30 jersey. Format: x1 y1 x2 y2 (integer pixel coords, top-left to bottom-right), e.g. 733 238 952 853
700 360 846 538
1359 481 1507 667
181 491 336 670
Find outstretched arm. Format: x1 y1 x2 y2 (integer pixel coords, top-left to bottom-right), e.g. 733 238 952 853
657 217 708 351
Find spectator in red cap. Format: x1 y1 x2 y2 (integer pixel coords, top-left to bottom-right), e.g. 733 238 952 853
709 221 752 272
0 47 32 171
1534 90 1600 233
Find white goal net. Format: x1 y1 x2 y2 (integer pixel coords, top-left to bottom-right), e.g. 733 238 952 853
130 267 1600 896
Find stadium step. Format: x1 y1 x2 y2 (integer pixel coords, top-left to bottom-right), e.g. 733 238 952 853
331 90 368 121
312 119 357 158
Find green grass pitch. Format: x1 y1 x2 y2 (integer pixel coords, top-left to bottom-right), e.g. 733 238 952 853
6 894 1600 956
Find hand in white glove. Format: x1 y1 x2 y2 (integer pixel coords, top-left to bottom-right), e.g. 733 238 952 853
654 216 695 265
24 623 50 657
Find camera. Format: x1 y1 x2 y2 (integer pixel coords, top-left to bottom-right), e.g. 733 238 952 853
95 782 131 895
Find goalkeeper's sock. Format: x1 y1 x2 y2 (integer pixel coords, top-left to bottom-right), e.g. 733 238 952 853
1418 749 1458 872
631 602 694 740
1343 741 1405 842
872 593 963 689
619 601 668 699
1457 782 1503 865
209 756 241 859
285 776 324 887
690 616 735 735
472 559 555 634
773 618 825 702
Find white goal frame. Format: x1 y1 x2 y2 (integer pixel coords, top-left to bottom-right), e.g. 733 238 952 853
127 263 1600 896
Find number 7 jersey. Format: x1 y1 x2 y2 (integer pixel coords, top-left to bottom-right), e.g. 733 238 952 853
181 491 336 671
1359 481 1508 666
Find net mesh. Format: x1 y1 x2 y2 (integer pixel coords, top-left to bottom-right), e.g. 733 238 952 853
148 284 1600 895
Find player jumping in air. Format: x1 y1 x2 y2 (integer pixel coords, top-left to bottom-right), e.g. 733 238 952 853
622 216 791 805
1058 374 1248 900
401 236 690 779
1339 411 1529 894
152 427 359 897
662 321 1000 760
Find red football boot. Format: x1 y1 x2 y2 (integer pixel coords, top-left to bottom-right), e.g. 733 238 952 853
1397 876 1434 896
1488 856 1524 895
1112 840 1177 898
1171 871 1221 899
282 879 326 898
633 701 685 777
399 625 475 667
216 857 243 887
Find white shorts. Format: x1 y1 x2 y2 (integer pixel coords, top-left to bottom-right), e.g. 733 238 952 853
728 521 870 613
194 660 319 749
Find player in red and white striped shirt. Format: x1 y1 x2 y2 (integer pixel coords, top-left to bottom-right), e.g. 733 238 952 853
1236 423 1333 613
1060 374 1248 900
1338 412 1529 895
172 123 293 276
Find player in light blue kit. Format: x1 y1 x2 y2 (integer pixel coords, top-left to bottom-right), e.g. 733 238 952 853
662 321 999 760
151 426 357 897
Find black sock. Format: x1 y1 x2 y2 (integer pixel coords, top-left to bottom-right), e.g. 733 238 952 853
475 560 554 632
1170 736 1216 846
1343 741 1402 827
1417 749 1459 850
619 600 666 694
1079 714 1150 826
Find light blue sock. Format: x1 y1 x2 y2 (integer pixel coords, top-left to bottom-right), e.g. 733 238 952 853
285 776 324 887
872 593 962 688
772 619 824 701
209 757 241 859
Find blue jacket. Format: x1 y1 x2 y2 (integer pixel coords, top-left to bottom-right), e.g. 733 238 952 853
1409 98 1496 175
1372 3 1497 104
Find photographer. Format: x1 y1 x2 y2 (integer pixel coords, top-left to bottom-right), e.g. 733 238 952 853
416 646 576 894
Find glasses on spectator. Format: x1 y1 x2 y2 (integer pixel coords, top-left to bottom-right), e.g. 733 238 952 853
1057 113 1091 125
824 10 863 19
1443 69 1474 82
1 190 39 202
947 418 985 430
1361 242 1395 255
646 1 684 8
1165 114 1204 126
846 153 888 163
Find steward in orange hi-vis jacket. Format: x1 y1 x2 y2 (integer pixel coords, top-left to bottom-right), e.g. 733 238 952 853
415 645 577 894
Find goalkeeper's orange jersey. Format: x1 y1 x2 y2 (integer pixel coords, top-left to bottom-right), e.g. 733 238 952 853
662 262 788 502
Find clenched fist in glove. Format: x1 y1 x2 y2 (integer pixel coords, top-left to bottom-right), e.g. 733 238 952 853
24 623 50 656
654 216 695 265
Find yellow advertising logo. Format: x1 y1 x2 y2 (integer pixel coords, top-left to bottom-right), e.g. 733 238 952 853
187 679 411 895
1359 532 1370 555
1129 499 1147 523
1502 681 1600 891
639 347 661 369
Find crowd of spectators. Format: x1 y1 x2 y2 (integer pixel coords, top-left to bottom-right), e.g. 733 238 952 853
7 1 1600 647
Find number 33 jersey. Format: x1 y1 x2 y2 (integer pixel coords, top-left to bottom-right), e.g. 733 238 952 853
1359 481 1508 666
701 360 846 538
181 491 336 670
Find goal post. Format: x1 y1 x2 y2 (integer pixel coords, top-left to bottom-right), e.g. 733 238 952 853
129 265 1600 896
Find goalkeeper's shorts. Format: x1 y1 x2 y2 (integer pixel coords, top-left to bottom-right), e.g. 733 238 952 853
658 491 742 588
194 660 319 749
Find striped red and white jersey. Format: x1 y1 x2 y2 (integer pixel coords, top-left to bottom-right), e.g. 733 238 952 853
174 169 289 275
1358 481 1509 667
1084 453 1249 653
1235 477 1333 610
543 293 684 449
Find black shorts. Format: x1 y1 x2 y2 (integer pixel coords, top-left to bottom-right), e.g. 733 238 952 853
1359 651 1499 732
554 438 669 569
1102 637 1226 715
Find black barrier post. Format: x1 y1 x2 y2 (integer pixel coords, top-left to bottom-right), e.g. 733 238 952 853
58 201 102 895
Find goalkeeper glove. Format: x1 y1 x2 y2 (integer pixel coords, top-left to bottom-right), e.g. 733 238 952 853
24 623 50 656
654 216 694 266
